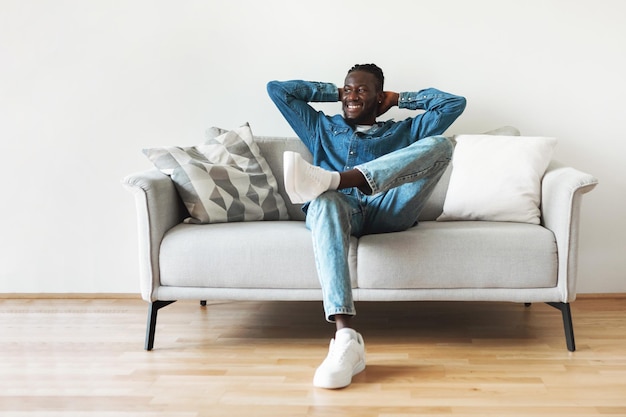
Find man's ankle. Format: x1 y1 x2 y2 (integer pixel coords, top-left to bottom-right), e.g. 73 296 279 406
338 169 367 190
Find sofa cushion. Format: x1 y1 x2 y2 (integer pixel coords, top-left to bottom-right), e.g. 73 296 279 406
159 221 358 289
437 134 557 224
419 126 521 221
143 123 288 224
356 221 557 289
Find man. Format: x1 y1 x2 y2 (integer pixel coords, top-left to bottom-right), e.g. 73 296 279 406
267 64 466 389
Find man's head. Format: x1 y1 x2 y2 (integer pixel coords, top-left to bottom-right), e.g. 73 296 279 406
342 63 385 126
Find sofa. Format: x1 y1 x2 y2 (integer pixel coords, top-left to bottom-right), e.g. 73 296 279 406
123 127 597 352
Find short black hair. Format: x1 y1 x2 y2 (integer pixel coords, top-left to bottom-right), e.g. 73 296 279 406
347 63 384 91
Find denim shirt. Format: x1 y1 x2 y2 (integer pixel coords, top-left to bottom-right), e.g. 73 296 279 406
267 80 466 173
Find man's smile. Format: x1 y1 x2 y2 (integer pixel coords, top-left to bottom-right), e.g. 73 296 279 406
344 102 364 115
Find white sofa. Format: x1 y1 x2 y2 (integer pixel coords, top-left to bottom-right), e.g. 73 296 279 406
123 133 597 352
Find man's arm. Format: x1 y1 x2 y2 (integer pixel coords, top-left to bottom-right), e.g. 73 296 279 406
267 80 338 149
338 85 464 138
401 88 466 139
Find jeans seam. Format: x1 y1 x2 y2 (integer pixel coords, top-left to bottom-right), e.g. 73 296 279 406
386 159 450 190
355 166 378 194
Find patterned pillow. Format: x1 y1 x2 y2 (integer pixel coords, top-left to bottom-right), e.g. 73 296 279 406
143 123 289 224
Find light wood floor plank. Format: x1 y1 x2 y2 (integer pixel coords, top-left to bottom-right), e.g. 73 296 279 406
1 297 625 416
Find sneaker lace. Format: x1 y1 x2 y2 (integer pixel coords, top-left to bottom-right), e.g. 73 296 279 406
327 339 352 364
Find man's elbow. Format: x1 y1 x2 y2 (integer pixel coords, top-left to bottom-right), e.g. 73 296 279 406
266 80 278 95
454 96 467 115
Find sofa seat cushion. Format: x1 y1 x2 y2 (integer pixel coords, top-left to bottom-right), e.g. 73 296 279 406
159 221 358 289
357 221 557 289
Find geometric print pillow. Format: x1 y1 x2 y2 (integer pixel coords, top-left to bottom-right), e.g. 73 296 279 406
143 123 289 224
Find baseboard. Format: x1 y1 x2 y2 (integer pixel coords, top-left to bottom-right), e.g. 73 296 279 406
0 293 141 299
576 293 626 300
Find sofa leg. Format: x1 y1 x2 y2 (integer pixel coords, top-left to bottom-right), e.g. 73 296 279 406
145 300 176 351
200 300 207 306
546 302 576 352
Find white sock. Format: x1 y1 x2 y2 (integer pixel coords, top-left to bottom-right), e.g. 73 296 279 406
329 172 341 190
336 327 358 340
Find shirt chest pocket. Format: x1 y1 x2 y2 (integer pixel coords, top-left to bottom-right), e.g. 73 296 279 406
362 131 401 160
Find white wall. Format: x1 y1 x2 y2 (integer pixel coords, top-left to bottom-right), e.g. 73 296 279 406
1 0 624 294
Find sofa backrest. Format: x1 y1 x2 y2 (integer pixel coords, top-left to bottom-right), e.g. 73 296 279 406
255 136 450 222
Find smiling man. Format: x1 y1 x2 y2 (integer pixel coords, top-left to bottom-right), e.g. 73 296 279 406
267 64 466 389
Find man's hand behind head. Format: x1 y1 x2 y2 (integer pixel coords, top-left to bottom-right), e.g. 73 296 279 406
377 91 399 117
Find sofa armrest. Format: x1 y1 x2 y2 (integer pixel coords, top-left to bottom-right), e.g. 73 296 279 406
122 169 185 302
541 161 598 301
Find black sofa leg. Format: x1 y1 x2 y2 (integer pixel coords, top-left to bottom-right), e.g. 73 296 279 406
546 302 576 352
145 300 176 351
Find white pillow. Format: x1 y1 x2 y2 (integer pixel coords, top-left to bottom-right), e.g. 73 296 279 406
437 134 557 224
143 123 289 224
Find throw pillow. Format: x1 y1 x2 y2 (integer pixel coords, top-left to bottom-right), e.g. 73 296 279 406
437 134 557 224
204 126 229 142
143 123 289 224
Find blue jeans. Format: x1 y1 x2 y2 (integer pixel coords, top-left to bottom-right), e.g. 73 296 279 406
304 136 453 322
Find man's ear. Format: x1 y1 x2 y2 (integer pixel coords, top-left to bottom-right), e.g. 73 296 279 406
377 91 385 104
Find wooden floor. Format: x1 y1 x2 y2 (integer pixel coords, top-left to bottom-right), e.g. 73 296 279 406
1 297 625 417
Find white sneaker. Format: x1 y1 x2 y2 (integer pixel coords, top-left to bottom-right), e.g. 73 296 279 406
283 151 338 204
313 328 366 389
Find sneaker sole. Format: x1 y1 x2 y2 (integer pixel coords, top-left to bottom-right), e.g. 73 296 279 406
313 359 366 389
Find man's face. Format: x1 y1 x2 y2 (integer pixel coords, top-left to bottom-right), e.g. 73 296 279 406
342 71 382 126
